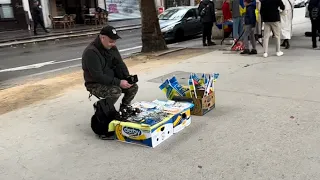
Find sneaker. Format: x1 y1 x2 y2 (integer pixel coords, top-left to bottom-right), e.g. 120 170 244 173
203 43 208 46
250 49 258 54
313 46 320 50
263 53 268 58
276 51 284 57
240 49 250 54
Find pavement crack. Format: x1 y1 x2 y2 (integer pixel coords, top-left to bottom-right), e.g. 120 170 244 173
17 155 30 180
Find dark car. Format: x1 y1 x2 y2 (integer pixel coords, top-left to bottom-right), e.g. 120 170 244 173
159 6 203 41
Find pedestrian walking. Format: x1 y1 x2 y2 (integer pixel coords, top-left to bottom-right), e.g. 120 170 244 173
198 0 217 46
308 0 320 49
222 0 233 35
280 0 294 49
232 0 244 41
240 0 257 55
31 0 49 35
260 0 285 58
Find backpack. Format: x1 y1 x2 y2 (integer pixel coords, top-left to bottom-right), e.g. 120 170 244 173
91 99 118 136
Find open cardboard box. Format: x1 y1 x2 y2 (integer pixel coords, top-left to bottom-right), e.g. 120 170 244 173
173 89 215 116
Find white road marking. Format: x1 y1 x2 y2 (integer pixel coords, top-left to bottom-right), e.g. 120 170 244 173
0 45 142 73
0 61 55 72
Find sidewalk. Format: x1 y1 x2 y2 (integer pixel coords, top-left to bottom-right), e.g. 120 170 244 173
1 34 320 179
0 19 141 47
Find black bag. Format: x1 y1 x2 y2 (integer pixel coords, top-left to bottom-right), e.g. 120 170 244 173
91 99 118 136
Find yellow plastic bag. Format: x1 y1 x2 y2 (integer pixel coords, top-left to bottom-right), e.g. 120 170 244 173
255 9 259 21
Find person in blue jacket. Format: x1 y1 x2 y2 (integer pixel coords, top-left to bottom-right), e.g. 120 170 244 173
240 0 257 54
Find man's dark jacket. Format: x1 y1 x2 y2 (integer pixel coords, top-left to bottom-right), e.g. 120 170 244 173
260 0 285 22
31 5 43 22
308 0 320 18
82 36 129 87
198 0 216 23
244 2 256 26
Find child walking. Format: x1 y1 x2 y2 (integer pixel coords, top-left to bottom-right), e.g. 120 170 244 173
240 0 257 55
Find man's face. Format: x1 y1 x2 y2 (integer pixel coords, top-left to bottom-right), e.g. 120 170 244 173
34 1 39 6
100 35 116 49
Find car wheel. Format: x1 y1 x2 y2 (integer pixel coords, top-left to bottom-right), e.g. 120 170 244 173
175 29 184 42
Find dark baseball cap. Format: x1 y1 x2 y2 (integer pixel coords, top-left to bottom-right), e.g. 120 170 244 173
100 26 121 40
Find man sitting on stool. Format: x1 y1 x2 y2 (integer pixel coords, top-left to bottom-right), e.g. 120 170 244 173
82 25 138 115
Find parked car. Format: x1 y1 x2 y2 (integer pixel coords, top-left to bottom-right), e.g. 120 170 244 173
294 0 308 8
158 6 203 41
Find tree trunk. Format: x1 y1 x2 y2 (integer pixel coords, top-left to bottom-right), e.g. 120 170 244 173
140 0 168 53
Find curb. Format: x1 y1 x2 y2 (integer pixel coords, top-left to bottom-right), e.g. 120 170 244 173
0 24 141 48
154 47 186 57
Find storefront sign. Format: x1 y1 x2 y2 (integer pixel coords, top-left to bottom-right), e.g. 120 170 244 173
105 0 141 21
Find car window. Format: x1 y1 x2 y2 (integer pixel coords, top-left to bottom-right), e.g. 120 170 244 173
184 9 196 19
158 8 188 20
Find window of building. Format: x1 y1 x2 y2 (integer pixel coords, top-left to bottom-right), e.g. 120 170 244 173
0 0 14 19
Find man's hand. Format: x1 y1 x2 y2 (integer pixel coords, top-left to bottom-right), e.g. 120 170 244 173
120 80 132 89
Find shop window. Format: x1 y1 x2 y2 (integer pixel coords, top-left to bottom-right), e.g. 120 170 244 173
0 0 14 19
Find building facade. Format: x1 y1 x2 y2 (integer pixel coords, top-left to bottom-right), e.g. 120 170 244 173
0 0 198 31
0 0 30 31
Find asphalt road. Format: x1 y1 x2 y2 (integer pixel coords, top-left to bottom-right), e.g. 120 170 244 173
0 28 143 84
0 27 203 89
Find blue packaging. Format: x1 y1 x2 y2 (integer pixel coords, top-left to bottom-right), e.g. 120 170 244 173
169 76 188 96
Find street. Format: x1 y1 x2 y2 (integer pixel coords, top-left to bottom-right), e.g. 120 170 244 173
0 28 142 86
2 7 320 180
0 28 204 89
0 8 310 89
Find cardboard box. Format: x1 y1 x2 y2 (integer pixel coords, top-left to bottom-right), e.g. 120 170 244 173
173 89 215 116
172 108 192 133
190 89 215 116
109 116 174 148
109 116 173 148
108 101 194 148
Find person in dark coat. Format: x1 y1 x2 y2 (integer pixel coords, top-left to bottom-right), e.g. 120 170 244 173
308 0 320 49
240 0 257 55
31 0 49 35
82 26 138 116
260 0 285 58
198 0 216 46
